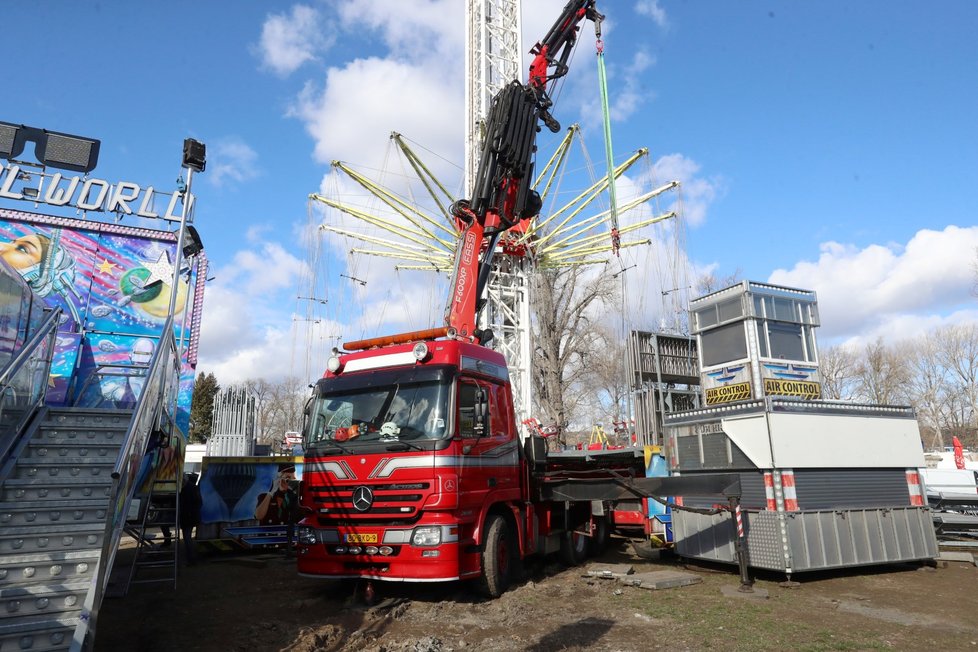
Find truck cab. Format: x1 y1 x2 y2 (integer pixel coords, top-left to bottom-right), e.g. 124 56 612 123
296 338 524 587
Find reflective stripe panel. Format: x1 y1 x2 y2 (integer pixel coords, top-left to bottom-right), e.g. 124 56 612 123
763 471 776 511
905 469 924 506
781 469 799 511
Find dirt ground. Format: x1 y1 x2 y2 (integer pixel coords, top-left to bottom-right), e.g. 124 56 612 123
94 538 978 652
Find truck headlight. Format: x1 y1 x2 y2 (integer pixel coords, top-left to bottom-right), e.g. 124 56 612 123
411 526 441 546
412 342 429 361
297 527 318 545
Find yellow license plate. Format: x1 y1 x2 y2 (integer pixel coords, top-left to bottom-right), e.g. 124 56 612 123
345 533 378 544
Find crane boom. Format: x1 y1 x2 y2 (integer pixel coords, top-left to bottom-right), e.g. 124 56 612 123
445 0 602 343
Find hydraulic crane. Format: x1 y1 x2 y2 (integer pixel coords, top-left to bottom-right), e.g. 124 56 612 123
444 0 603 344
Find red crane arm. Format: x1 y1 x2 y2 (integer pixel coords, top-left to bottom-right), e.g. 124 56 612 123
445 1 603 344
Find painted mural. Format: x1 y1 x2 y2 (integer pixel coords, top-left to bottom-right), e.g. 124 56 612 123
199 458 304 526
0 207 205 439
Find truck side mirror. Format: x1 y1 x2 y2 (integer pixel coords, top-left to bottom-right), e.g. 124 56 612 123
301 397 313 440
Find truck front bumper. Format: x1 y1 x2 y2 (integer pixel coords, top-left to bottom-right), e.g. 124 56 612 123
296 524 462 582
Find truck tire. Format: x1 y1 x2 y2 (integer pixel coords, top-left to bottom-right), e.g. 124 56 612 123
559 529 588 566
477 515 513 598
588 516 610 557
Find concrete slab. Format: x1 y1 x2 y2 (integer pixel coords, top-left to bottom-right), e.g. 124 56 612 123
720 585 770 600
937 551 977 565
622 570 702 591
586 564 635 579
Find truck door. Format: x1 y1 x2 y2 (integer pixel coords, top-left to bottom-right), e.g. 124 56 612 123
457 379 519 516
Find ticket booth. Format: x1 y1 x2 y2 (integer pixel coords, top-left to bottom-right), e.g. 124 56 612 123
690 281 822 406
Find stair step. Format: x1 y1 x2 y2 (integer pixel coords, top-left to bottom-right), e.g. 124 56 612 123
134 559 175 568
0 500 109 528
0 579 89 622
2 478 113 503
0 524 104 556
23 444 120 459
0 551 100 590
46 407 132 421
0 614 79 652
11 460 114 482
33 428 126 444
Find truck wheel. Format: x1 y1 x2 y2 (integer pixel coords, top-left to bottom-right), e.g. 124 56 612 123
588 516 610 557
559 529 588 566
477 515 513 598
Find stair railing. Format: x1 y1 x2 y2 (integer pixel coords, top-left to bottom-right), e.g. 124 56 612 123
73 315 181 651
0 307 62 476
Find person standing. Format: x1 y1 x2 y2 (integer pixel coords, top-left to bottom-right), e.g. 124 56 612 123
179 473 203 565
255 466 300 548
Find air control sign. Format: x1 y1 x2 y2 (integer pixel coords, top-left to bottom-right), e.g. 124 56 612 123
705 379 822 405
705 382 752 405
764 378 821 400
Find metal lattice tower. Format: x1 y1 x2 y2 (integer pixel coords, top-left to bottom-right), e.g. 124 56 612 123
466 0 534 431
464 0 522 194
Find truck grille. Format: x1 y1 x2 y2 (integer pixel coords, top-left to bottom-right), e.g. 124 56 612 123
308 482 430 523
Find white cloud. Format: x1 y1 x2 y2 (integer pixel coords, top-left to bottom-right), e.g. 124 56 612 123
257 5 332 76
635 0 668 28
641 153 723 228
336 0 462 62
578 49 656 127
769 225 978 345
195 235 314 383
220 242 309 295
245 224 273 243
207 138 260 187
293 57 463 174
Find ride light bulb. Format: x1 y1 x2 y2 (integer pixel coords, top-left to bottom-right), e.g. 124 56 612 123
327 356 342 373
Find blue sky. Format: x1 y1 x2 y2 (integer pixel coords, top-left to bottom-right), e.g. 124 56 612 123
3 1 977 383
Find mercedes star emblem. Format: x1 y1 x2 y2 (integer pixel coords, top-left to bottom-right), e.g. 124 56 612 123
352 485 374 512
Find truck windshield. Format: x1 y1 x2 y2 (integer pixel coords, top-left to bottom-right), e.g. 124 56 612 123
307 378 451 445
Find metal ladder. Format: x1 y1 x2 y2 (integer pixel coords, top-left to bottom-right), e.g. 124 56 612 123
123 473 179 594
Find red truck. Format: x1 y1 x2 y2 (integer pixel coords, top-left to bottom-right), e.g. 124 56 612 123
292 1 666 596
295 333 644 596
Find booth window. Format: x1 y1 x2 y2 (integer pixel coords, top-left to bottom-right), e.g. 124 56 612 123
700 322 748 367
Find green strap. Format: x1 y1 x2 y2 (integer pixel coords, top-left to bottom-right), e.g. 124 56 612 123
596 39 620 256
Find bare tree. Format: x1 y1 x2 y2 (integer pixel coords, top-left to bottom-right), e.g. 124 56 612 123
262 376 310 447
694 269 742 296
244 377 275 445
572 323 629 432
900 338 953 449
818 344 860 400
934 324 978 448
531 265 618 445
854 338 908 405
242 377 312 449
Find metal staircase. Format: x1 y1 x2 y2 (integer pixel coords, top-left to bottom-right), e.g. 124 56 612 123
0 311 183 651
123 474 178 593
0 407 132 652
